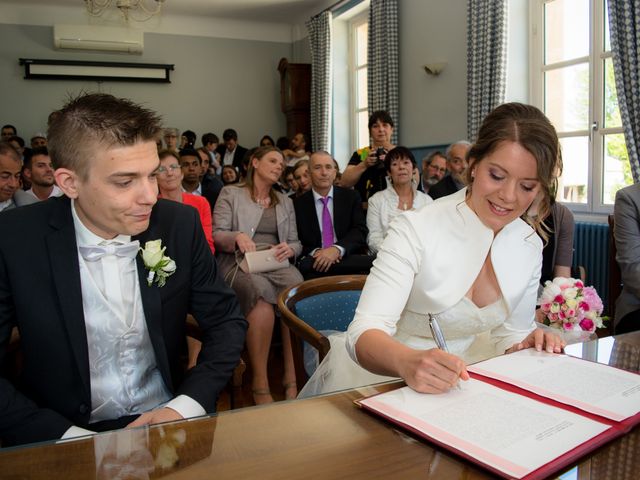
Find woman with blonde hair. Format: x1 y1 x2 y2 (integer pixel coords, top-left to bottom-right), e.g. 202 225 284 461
214 146 303 403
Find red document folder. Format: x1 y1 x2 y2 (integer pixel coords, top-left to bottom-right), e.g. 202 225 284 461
356 353 640 480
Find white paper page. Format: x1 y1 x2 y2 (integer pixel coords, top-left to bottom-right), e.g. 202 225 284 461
468 349 640 421
361 380 609 479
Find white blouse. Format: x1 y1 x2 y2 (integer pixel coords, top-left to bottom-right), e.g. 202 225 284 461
366 185 432 253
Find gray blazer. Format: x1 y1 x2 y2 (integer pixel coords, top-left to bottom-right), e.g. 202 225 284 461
613 182 640 325
213 185 302 257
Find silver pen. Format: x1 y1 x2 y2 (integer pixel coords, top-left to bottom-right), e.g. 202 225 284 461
428 313 461 390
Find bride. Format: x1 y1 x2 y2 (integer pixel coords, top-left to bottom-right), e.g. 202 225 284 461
300 103 565 398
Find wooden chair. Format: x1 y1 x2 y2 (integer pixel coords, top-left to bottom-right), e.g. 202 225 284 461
608 214 622 321
277 275 366 389
185 315 246 409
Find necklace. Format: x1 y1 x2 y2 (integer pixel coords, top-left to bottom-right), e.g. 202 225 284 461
255 196 271 207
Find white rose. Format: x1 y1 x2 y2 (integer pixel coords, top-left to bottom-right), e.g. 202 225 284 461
163 259 177 273
565 298 578 309
142 240 165 266
552 277 574 288
539 282 562 304
564 287 578 299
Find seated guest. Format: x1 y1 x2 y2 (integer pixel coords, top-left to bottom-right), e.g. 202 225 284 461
222 165 240 185
157 149 214 254
613 182 640 334
0 93 246 446
30 133 47 149
0 142 37 212
282 132 310 166
180 129 197 149
420 151 448 194
201 132 221 176
294 151 373 279
215 128 248 172
300 103 564 397
163 127 179 152
180 148 223 212
22 146 63 201
1 124 17 140
214 146 303 404
366 147 432 254
260 135 275 147
428 140 471 199
282 166 298 196
292 159 311 197
341 111 396 207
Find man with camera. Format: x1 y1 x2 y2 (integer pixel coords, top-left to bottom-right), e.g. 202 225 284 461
341 111 396 209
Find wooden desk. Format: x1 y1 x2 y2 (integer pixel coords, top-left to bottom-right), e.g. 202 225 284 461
1 332 639 479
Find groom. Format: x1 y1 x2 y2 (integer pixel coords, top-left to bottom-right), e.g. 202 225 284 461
0 93 247 447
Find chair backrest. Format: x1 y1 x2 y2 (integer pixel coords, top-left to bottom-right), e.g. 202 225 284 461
294 290 362 331
279 275 366 331
278 275 367 386
608 214 622 318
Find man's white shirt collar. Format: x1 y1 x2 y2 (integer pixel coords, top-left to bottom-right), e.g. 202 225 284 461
71 199 132 247
312 186 334 202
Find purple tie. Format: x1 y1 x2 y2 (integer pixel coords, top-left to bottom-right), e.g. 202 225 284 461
320 197 334 248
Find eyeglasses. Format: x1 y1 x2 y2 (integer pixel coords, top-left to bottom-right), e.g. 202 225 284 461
157 164 180 174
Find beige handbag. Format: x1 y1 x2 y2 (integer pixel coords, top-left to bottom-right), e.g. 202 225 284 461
236 244 289 274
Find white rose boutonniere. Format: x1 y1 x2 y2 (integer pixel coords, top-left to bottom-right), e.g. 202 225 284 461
140 240 176 287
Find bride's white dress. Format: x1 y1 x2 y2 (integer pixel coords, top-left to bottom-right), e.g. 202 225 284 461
298 295 509 398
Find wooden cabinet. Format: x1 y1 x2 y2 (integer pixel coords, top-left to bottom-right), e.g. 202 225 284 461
278 58 311 145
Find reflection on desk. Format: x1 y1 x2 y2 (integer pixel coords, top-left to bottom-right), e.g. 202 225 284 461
1 332 638 479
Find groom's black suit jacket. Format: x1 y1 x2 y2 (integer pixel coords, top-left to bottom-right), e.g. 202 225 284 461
0 196 247 446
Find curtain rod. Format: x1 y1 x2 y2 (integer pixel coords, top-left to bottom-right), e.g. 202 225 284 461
313 0 363 18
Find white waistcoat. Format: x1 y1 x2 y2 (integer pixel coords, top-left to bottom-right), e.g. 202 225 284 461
79 259 171 423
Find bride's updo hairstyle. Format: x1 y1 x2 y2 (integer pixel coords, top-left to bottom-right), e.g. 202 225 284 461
465 102 561 240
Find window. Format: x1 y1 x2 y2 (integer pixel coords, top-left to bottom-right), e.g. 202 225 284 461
350 14 368 150
530 0 631 214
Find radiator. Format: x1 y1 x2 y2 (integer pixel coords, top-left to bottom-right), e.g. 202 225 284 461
572 222 610 311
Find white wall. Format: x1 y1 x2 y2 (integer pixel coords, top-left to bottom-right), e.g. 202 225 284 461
399 0 468 147
0 23 291 147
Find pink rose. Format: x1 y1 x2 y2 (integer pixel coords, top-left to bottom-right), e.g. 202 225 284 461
579 301 590 312
558 311 566 320
579 318 594 332
563 322 574 331
582 287 604 314
566 308 576 318
554 294 564 303
575 280 584 289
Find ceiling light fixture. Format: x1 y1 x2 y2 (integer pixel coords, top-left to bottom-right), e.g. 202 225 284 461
84 0 166 23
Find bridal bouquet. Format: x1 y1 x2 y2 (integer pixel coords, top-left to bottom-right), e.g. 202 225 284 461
538 277 605 333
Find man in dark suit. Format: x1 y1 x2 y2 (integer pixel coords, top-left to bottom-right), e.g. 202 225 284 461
293 151 373 279
215 128 248 173
0 93 247 447
179 147 223 211
428 140 471 200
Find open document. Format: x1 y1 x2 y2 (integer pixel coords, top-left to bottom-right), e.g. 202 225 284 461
468 349 640 422
357 350 640 480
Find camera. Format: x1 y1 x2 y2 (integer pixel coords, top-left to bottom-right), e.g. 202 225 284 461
374 147 386 170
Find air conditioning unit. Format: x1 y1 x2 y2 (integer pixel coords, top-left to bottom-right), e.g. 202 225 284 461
53 25 143 54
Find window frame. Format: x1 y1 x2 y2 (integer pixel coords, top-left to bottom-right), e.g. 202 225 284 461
529 0 624 216
348 12 369 152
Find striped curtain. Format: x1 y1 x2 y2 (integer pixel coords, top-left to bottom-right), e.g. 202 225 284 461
306 11 333 152
466 0 508 142
368 0 399 144
608 0 640 183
